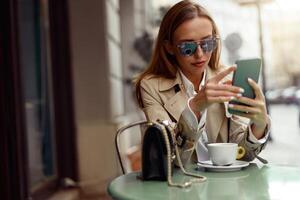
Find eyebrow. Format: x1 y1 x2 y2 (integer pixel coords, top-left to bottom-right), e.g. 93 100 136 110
177 35 213 43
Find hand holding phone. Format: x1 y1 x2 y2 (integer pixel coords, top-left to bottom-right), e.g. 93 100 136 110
228 58 262 115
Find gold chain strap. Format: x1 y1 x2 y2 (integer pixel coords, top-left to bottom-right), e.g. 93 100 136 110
157 120 207 188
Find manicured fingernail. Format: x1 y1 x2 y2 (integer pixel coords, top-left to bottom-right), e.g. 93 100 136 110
228 104 234 108
230 96 236 100
237 93 242 97
248 78 253 82
239 88 244 93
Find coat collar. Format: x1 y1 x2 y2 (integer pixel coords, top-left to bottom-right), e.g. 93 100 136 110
158 67 216 92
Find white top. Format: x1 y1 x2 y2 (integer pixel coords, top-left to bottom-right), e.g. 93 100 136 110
178 69 269 162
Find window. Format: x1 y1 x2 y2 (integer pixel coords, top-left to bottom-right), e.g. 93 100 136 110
1 0 78 199
18 0 57 189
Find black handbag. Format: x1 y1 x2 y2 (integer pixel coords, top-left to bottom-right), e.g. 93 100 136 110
141 120 206 188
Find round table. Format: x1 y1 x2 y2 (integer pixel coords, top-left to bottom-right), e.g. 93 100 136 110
108 163 300 200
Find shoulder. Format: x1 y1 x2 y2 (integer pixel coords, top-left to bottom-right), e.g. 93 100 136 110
140 74 160 90
141 73 179 92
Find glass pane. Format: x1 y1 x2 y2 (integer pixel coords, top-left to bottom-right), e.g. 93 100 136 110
18 0 56 187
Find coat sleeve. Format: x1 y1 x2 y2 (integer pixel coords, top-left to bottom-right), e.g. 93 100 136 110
229 115 270 161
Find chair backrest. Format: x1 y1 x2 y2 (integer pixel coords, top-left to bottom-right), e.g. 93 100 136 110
115 120 148 174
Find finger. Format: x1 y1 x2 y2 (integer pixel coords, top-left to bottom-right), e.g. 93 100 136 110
206 83 244 93
222 80 232 85
235 96 264 108
230 111 255 119
208 96 235 103
248 78 264 100
206 90 242 98
210 66 236 83
228 103 260 114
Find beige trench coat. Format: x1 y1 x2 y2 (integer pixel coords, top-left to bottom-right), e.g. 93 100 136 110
140 67 269 165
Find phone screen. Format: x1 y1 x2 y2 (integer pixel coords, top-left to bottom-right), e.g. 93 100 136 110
228 58 261 114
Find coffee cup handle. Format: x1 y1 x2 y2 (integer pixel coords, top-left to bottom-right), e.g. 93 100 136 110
236 146 246 159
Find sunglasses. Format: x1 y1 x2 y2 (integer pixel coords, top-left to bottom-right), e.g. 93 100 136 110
176 37 219 56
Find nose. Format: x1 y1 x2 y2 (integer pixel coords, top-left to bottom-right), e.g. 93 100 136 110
194 45 204 58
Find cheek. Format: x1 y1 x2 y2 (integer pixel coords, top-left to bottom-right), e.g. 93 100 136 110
204 53 212 62
174 54 191 66
173 49 190 63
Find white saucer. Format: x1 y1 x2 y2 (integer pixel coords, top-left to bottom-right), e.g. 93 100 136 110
197 160 249 172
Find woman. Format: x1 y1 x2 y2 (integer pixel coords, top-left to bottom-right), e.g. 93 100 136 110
135 0 270 165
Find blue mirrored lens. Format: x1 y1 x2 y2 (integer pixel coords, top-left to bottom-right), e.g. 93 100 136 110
178 42 198 56
200 39 217 53
177 38 218 56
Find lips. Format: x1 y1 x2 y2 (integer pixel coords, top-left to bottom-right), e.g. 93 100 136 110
191 60 206 67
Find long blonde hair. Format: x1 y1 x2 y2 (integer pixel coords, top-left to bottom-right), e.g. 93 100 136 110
135 0 221 107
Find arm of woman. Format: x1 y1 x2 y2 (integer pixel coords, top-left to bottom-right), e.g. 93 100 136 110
229 78 269 138
229 114 270 161
228 78 271 161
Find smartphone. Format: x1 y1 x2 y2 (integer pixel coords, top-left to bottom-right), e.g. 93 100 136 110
228 58 262 115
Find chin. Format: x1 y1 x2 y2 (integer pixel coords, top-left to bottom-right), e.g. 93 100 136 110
192 64 207 71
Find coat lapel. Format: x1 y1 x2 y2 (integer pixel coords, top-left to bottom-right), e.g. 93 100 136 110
164 90 187 122
159 72 188 122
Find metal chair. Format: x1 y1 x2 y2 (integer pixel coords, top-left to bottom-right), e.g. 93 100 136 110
115 120 148 174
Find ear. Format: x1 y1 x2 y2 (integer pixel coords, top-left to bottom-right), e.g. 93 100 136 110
164 41 175 55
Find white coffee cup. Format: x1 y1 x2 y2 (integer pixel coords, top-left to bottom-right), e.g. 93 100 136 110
207 143 240 166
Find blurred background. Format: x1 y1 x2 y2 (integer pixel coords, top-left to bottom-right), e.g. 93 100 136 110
1 0 300 199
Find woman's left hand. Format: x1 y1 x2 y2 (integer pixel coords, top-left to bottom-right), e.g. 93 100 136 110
228 78 268 139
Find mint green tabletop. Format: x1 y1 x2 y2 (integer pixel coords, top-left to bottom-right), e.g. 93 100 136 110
107 163 300 200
